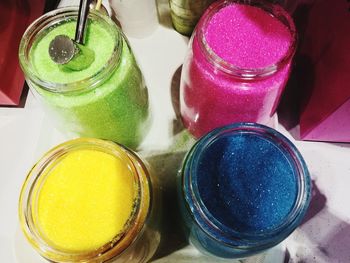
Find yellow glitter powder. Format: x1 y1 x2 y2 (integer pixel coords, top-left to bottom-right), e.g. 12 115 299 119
36 149 135 252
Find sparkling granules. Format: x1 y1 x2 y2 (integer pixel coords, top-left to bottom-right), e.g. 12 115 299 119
196 133 298 233
19 138 157 262
204 4 292 68
180 2 295 138
24 14 149 149
36 149 136 252
180 123 311 258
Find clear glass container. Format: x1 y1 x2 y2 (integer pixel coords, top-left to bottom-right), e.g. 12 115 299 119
179 123 311 259
19 8 150 149
169 0 216 36
180 0 297 138
19 138 160 262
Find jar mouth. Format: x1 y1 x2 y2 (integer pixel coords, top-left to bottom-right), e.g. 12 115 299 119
197 0 297 79
18 7 123 93
182 123 311 250
18 138 150 262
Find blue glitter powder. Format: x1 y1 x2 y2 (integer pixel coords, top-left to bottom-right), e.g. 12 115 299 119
196 133 298 234
180 123 311 258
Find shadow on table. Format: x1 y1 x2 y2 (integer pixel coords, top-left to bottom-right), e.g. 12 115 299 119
300 180 327 226
330 142 350 148
170 65 184 136
287 180 350 262
146 151 189 260
147 65 198 260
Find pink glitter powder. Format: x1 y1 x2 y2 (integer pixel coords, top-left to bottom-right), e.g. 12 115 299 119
180 1 295 138
205 4 292 68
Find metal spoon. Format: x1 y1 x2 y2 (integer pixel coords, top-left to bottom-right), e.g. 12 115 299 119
75 0 90 44
49 0 95 70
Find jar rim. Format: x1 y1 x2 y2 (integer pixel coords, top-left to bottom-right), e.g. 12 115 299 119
182 123 311 250
18 138 151 262
196 0 297 79
18 7 123 93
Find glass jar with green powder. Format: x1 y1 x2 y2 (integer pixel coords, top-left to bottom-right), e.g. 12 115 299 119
19 8 150 149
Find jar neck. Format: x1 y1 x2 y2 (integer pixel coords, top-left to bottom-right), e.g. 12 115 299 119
19 138 150 262
18 8 123 94
196 0 297 80
182 123 310 250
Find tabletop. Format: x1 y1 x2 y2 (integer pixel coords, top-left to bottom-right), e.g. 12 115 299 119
0 0 349 262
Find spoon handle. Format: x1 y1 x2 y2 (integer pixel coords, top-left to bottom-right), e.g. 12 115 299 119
75 0 91 44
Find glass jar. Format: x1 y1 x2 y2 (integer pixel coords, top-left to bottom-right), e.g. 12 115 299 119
19 8 150 149
169 0 216 36
19 138 160 262
179 123 311 259
180 0 297 138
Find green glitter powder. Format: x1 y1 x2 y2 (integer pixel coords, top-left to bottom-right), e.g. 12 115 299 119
28 17 149 149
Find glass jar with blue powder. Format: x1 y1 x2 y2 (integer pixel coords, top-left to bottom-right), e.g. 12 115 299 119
179 123 311 259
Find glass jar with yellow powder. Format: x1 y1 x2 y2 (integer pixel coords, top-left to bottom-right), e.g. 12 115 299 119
18 138 160 262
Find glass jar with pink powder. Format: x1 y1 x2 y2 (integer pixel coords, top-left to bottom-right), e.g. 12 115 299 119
180 0 297 138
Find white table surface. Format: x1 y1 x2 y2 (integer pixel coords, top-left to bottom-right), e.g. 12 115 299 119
1 0 350 262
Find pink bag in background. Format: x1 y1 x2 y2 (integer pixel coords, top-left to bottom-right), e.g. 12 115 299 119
297 0 350 142
0 0 45 106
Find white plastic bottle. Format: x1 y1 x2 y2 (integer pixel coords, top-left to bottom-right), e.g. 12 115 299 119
109 0 158 38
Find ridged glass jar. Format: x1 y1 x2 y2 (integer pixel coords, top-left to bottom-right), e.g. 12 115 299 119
180 0 297 138
19 8 150 149
19 138 160 262
179 123 311 259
